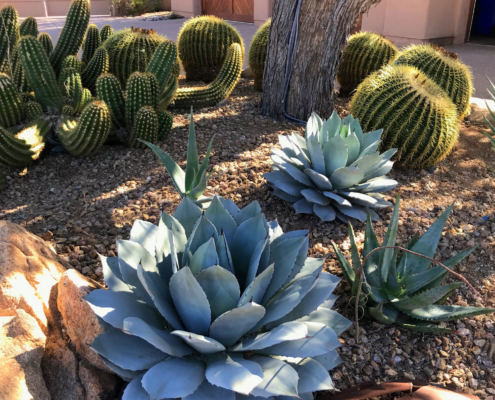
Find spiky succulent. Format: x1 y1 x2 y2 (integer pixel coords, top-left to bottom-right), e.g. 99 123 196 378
333 196 495 333
86 195 350 400
266 112 398 223
482 77 495 152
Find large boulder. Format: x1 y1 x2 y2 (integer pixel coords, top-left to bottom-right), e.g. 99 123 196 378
0 309 51 400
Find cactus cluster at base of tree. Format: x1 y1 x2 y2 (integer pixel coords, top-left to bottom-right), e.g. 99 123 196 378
38 32 53 56
0 5 20 68
351 65 460 169
394 44 474 119
248 19 271 92
99 24 114 43
82 24 101 64
337 31 399 95
333 196 495 333
20 16 38 37
178 15 244 83
171 43 243 109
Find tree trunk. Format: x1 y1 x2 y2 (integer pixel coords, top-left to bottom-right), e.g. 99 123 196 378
261 0 382 121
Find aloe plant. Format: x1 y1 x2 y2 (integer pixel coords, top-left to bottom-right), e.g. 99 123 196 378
483 77 495 152
333 196 495 333
85 196 351 399
142 110 215 204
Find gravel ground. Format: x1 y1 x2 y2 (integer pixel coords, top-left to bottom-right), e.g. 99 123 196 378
1 78 495 398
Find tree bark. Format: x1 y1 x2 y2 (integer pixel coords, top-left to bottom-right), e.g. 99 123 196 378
261 0 382 121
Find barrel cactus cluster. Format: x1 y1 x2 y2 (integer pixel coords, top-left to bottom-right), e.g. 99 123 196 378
248 19 271 91
86 195 350 400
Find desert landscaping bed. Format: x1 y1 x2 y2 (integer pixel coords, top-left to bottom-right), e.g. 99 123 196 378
1 77 495 398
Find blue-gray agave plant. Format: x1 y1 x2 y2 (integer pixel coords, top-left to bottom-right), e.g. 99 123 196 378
85 196 351 400
482 77 495 152
265 112 398 223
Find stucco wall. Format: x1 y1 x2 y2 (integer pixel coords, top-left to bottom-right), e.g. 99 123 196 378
5 0 110 17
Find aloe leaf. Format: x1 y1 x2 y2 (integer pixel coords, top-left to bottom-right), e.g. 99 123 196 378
137 264 184 330
122 317 192 357
85 289 162 330
130 220 158 256
209 302 266 347
323 134 348 176
363 211 382 288
347 224 361 274
216 233 235 273
206 354 263 395
351 177 398 193
173 196 202 237
400 304 495 322
189 238 219 275
184 111 200 192
220 197 240 217
313 350 342 371
401 266 447 295
395 319 453 333
171 330 226 354
293 198 314 214
386 250 402 297
238 264 275 307
368 302 399 324
330 166 365 190
331 241 355 285
188 170 208 200
249 356 299 398
232 321 308 352
234 201 262 225
297 307 352 336
307 136 326 174
169 267 211 335
393 282 462 310
195 265 240 320
141 140 186 197
313 203 337 221
197 132 217 180
344 132 360 165
91 330 168 371
291 357 334 393
101 255 134 296
258 322 340 358
122 374 147 400
380 196 400 281
185 380 235 400
142 358 206 399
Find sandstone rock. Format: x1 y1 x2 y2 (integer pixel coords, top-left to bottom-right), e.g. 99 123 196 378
241 67 254 79
57 269 109 371
0 221 67 332
0 309 50 400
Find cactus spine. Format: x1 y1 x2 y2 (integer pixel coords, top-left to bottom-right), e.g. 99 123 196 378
351 65 460 169
49 0 90 74
337 31 398 95
0 73 24 127
128 106 158 148
160 75 178 109
18 36 64 111
125 72 158 128
59 67 83 109
77 88 93 112
58 101 111 157
394 44 474 119
171 43 243 109
20 16 38 37
81 47 109 94
82 24 101 64
0 118 49 167
158 110 173 140
145 40 177 93
38 32 53 57
12 48 30 92
178 16 244 83
62 55 82 73
25 101 43 121
96 73 126 128
248 19 271 92
0 5 20 67
99 24 114 43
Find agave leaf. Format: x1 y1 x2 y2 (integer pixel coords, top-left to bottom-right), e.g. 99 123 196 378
189 238 219 275
339 191 388 209
156 210 188 276
216 233 235 273
130 220 158 256
304 169 333 191
234 201 262 225
330 167 365 190
245 237 269 287
173 196 202 237
324 294 339 309
204 197 238 245
323 134 348 176
249 356 299 398
91 330 168 371
400 305 495 322
360 129 384 152
291 357 334 393
238 264 275 306
205 354 263 395
122 317 192 357
301 188 331 206
297 308 352 336
307 136 326 174
279 135 298 158
231 213 268 289
183 214 218 266
141 140 186 197
368 302 399 324
137 264 184 330
350 153 380 172
362 148 397 181
169 267 211 335
325 111 341 138
122 374 148 400
288 133 311 165
197 133 217 181
185 380 236 400
306 112 321 141
274 178 308 197
142 358 206 399
343 132 360 165
209 302 266 346
268 221 284 242
196 265 240 320
294 198 314 214
101 255 134 296
313 350 342 371
85 289 162 330
358 139 381 158
393 283 463 310
171 330 226 354
273 188 302 203
220 198 240 217
264 170 289 185
284 257 323 287
380 196 400 282
352 177 398 193
365 160 395 181
272 155 314 187
272 148 306 168
232 321 308 352
313 203 337 221
334 203 368 221
99 356 146 381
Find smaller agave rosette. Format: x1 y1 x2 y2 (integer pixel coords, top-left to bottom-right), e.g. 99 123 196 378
85 196 351 400
265 112 398 223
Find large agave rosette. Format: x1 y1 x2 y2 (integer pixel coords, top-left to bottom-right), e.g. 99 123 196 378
265 112 398 223
86 196 351 400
